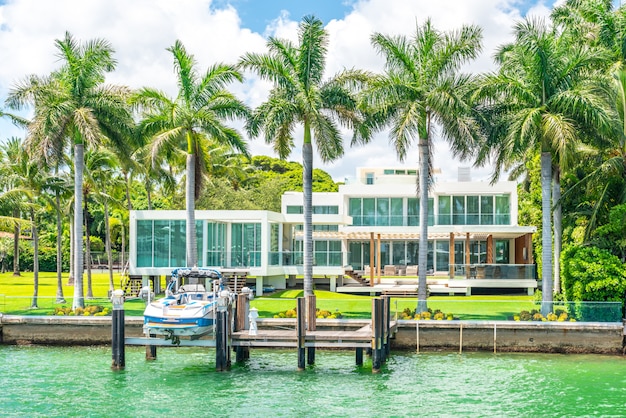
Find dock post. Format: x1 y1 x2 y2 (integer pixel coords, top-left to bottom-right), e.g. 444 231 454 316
382 295 391 361
371 298 382 373
235 290 251 362
111 290 125 370
297 297 306 371
306 294 316 365
355 347 363 366
215 291 231 372
146 334 157 360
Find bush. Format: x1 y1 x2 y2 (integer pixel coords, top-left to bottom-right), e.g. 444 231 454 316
561 245 626 321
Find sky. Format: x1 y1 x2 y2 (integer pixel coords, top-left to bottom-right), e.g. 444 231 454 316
0 0 578 184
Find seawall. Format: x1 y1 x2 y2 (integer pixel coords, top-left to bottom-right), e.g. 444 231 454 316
1 315 624 354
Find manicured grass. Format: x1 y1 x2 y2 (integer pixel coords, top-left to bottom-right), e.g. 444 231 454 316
0 272 538 319
252 289 537 320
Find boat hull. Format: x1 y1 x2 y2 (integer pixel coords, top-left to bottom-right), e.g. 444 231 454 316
143 300 217 337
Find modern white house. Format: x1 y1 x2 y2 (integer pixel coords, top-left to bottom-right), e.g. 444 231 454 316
129 167 537 296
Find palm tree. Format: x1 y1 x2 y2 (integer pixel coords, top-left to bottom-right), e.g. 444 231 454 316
6 32 132 309
239 15 372 298
134 40 249 268
84 148 124 293
474 18 612 313
2 137 49 308
365 19 483 311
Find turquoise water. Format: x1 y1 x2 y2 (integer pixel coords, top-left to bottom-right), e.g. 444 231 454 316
1 345 625 417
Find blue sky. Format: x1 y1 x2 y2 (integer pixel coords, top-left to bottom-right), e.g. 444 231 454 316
213 0 358 33
0 0 618 182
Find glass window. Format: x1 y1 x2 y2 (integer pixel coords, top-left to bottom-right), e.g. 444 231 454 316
438 196 452 225
206 222 225 266
349 198 362 226
136 220 153 267
466 196 479 225
453 196 465 225
365 172 374 185
391 198 403 226
407 198 419 226
170 220 186 268
481 196 493 225
286 206 303 214
495 194 510 225
376 198 389 226
312 206 339 214
435 241 449 272
153 220 171 267
495 240 510 264
362 198 375 226
406 242 419 265
392 241 406 265
384 169 394 175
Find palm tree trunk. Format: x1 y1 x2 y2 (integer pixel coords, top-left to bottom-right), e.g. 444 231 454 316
146 178 153 210
30 207 39 309
104 201 114 292
302 124 314 297
417 137 429 313
186 153 197 267
124 171 132 211
12 209 20 276
552 167 562 295
55 191 65 303
68 219 74 285
73 143 85 310
541 152 553 315
84 192 93 299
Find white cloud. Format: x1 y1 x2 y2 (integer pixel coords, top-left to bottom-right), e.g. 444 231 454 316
0 0 549 183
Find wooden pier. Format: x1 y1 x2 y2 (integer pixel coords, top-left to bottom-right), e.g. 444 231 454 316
120 295 396 373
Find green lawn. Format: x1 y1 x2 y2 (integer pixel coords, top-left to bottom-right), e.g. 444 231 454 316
0 272 538 319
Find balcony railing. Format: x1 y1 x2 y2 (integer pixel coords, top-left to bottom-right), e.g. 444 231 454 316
451 263 536 280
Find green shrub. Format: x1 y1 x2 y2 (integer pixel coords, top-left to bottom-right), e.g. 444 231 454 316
561 245 626 321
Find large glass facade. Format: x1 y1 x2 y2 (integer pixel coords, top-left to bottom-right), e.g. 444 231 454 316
231 223 261 267
314 240 342 266
136 219 188 268
438 194 510 226
206 221 226 266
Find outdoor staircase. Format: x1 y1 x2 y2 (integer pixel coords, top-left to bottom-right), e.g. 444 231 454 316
345 269 370 286
121 276 143 297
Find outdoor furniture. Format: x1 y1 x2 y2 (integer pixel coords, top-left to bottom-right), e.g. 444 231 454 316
406 265 418 276
384 265 396 276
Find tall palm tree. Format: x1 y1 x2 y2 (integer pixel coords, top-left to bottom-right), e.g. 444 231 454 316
365 19 483 311
134 40 249 268
475 18 612 313
6 32 132 309
2 137 48 308
239 15 372 298
84 148 124 292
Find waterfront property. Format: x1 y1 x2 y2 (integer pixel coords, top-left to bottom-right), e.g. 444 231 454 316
129 167 537 296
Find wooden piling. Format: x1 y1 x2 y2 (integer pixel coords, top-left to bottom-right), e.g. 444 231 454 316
356 347 363 366
215 310 229 371
146 334 157 360
235 293 250 362
383 296 391 361
372 298 383 373
297 297 306 371
306 295 316 365
111 290 125 370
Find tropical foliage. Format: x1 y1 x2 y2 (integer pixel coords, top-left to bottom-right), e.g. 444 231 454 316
2 3 626 308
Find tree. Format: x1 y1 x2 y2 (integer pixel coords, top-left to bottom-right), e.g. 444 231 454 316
366 19 482 311
239 15 372 298
475 18 612 313
1 137 48 308
7 32 132 309
134 40 249 268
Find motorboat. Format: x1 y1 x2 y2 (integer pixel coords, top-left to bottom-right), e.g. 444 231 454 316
143 267 231 339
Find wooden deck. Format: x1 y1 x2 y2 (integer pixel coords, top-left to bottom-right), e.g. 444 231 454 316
231 322 397 349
